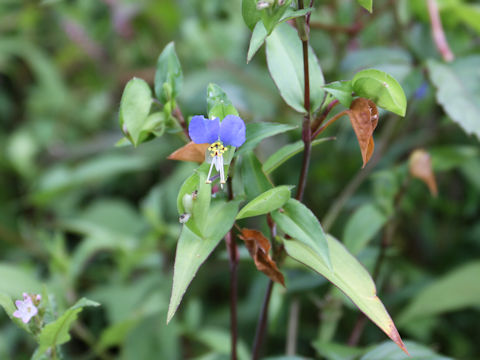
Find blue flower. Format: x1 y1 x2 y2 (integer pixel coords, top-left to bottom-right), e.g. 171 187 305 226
189 115 246 186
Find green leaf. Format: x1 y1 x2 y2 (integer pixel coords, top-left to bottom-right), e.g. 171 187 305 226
237 122 297 155
176 164 209 215
239 152 273 201
247 21 268 63
206 83 239 119
190 172 212 235
398 261 480 325
263 138 333 174
0 293 31 333
193 327 251 360
266 22 325 113
36 298 100 358
119 78 153 146
236 185 292 220
343 203 388 255
352 69 407 116
323 81 354 108
242 0 261 30
427 56 480 139
312 341 364 360
272 199 331 269
284 235 406 354
361 340 452 360
154 42 183 104
167 201 239 323
279 7 314 22
356 0 373 13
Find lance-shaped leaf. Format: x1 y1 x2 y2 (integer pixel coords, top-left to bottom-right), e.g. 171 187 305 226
35 298 100 359
119 78 153 146
271 199 331 269
236 185 292 220
352 69 406 116
263 138 334 174
347 98 379 168
247 21 268 63
409 149 438 196
283 235 407 354
357 0 373 13
206 83 239 120
266 22 325 113
167 200 240 323
242 0 261 30
168 142 210 163
155 42 183 104
238 229 285 286
237 122 297 155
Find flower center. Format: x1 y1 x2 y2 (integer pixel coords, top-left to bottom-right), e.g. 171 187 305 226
208 141 227 158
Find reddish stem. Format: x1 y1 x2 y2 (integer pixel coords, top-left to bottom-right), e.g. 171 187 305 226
427 0 454 62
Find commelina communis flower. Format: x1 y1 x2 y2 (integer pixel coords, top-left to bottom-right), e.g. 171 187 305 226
188 115 246 187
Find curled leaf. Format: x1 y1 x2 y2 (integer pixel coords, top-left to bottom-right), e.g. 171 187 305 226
409 149 438 196
238 229 285 286
347 98 379 168
168 142 209 163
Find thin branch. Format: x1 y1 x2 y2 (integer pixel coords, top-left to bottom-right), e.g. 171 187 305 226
311 110 349 140
173 105 191 140
427 0 454 62
227 177 238 360
252 280 274 360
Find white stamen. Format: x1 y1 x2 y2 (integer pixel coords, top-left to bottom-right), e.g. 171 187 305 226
206 158 215 183
219 154 225 189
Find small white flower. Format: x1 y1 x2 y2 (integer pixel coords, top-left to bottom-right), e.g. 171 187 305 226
13 295 38 324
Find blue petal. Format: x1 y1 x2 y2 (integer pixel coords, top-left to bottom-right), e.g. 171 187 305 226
219 115 246 147
189 116 220 144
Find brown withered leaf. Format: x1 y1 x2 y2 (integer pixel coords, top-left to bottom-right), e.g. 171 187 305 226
168 141 209 163
238 228 285 286
347 98 379 168
409 149 438 196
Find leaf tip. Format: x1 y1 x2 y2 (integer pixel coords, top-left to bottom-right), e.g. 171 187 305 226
387 322 409 356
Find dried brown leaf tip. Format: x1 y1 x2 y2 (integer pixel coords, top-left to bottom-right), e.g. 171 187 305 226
409 149 438 196
167 141 209 163
238 228 285 286
347 98 379 168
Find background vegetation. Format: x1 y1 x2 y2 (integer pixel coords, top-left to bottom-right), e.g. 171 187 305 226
1 0 479 359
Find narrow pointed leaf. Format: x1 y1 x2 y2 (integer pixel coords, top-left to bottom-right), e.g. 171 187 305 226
272 199 331 269
357 0 373 13
154 42 183 104
236 185 292 220
284 235 407 354
247 21 268 63
237 122 297 155
352 69 406 116
266 22 325 113
323 81 354 107
167 201 239 323
263 138 333 174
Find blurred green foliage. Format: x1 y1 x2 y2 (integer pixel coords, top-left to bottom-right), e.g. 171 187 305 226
1 0 480 359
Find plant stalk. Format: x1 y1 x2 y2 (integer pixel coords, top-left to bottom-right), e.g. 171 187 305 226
227 177 238 360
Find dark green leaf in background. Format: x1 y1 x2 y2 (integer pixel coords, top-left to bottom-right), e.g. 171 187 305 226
237 122 297 155
239 152 273 201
